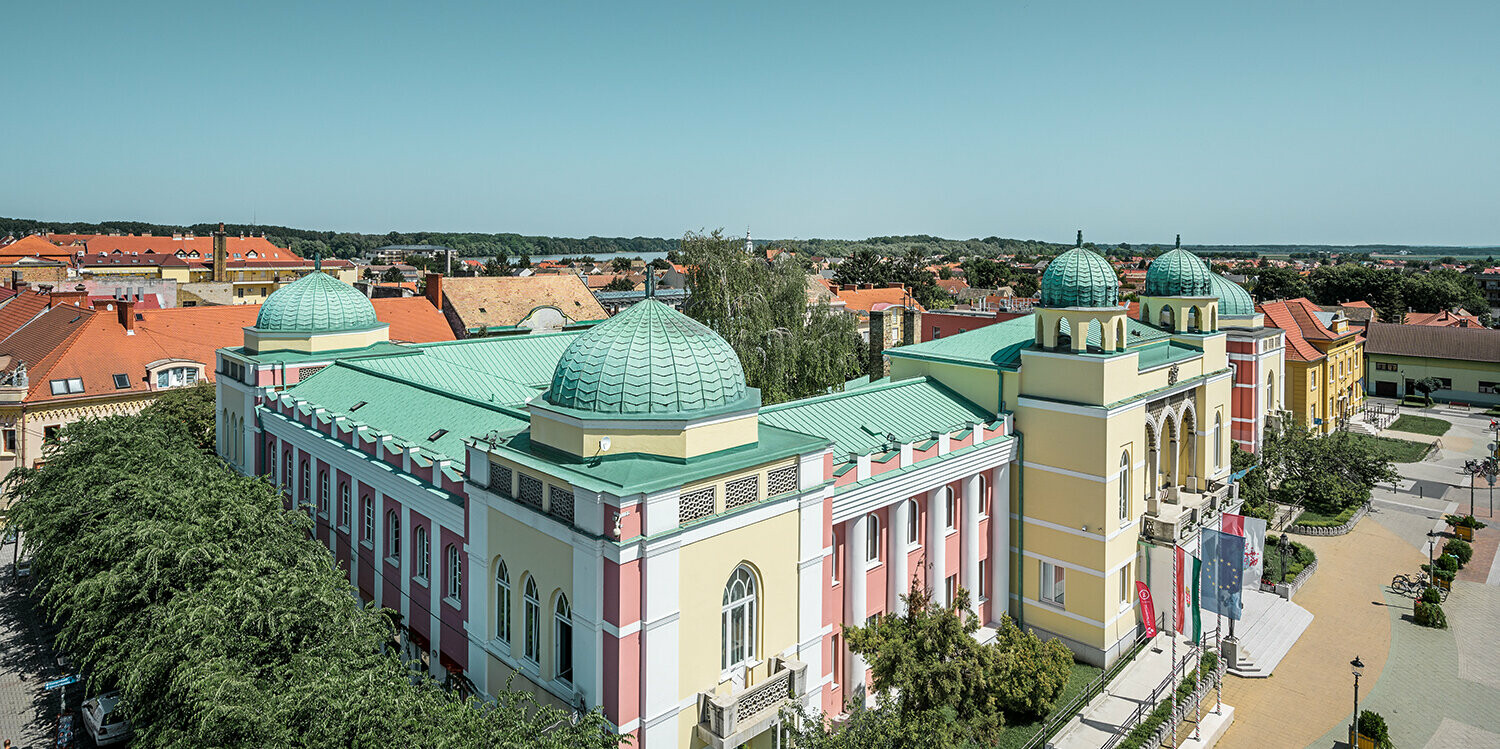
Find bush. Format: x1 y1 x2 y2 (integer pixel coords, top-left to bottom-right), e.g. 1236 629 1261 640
1446 538 1474 566
1437 554 1460 573
1357 709 1394 749
1200 650 1219 673
1118 700 1173 749
1416 600 1448 628
1422 586 1442 604
1446 514 1488 529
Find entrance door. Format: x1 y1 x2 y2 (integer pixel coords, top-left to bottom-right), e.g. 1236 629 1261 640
1376 380 1397 397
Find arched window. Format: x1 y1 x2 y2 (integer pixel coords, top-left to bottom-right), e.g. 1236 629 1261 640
1187 306 1200 332
865 514 881 563
361 496 373 541
554 594 573 685
906 499 920 547
387 510 401 561
1118 451 1130 521
523 577 541 664
318 470 330 517
446 544 462 601
283 450 293 491
339 482 351 529
414 525 430 580
1267 373 1276 412
722 565 758 671
1159 306 1174 330
300 459 311 509
1214 414 1223 469
494 560 511 642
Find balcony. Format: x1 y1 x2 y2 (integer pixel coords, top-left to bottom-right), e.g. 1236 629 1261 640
1142 478 1236 544
695 657 807 749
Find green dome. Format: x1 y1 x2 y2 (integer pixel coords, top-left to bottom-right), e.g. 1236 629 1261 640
1039 248 1120 308
1144 248 1213 297
1209 273 1255 316
545 299 747 416
255 271 379 332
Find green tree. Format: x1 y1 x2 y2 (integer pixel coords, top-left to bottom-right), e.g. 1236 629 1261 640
142 382 216 452
1251 266 1313 301
483 257 508 276
602 276 636 292
1413 376 1443 406
1260 419 1398 515
1231 446 1271 521
682 230 862 405
380 266 405 283
834 248 888 287
611 256 634 272
361 267 378 281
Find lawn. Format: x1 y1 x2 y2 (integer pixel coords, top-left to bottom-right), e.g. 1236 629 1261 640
1295 505 1358 526
994 660 1103 749
1342 432 1433 463
1389 414 1451 436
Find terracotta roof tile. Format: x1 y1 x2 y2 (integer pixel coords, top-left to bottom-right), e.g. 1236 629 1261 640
0 292 55 341
832 286 925 314
439 275 607 331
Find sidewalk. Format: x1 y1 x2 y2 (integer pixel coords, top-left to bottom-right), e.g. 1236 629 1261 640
1052 632 1199 749
0 538 64 748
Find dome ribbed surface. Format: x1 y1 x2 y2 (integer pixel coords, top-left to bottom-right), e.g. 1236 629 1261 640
1210 272 1255 316
1144 248 1213 297
255 271 379 332
1039 248 1120 308
545 299 747 416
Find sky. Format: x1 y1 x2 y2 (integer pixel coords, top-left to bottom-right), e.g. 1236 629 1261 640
4 1 1498 245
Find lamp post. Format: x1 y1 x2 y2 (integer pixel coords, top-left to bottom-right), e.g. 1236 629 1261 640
1351 655 1365 745
1427 532 1438 588
1279 533 1290 588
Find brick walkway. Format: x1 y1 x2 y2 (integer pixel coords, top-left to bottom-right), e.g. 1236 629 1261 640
1217 518 1416 749
0 538 64 749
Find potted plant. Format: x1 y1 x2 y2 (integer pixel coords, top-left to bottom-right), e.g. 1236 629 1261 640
1351 709 1393 749
1445 514 1488 541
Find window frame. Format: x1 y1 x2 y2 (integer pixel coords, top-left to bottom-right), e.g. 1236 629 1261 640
361 495 374 545
445 544 463 604
318 470 330 517
1118 451 1130 522
338 481 351 532
413 525 430 582
554 594 573 686
944 488 956 532
386 510 401 566
523 576 541 665
721 565 759 673
494 559 511 643
1040 561 1065 606
864 514 881 565
906 499 920 548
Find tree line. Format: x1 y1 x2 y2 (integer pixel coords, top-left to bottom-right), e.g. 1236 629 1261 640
1248 264 1492 324
4 385 623 748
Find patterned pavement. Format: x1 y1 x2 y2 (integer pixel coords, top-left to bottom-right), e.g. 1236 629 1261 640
0 538 66 749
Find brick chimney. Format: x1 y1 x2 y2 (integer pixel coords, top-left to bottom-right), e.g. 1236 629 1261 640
117 299 136 334
212 223 227 282
9 271 22 291
48 290 87 308
425 272 443 310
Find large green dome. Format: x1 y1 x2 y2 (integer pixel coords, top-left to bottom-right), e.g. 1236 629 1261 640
255 271 380 332
1038 248 1120 308
1209 273 1255 316
545 299 748 416
1144 248 1213 297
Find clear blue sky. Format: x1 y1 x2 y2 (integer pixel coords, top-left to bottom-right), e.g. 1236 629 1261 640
5 1 1497 245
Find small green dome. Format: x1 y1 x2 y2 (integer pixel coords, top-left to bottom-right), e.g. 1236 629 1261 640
546 299 747 416
1039 248 1120 308
1144 248 1213 297
255 271 379 332
1209 273 1255 316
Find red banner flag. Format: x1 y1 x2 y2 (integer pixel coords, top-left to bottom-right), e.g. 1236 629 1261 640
1136 581 1158 637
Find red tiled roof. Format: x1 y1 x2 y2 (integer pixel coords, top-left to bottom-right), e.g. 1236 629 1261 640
83 235 300 261
1404 309 1484 328
0 291 56 342
370 297 455 343
1256 297 1364 361
0 236 75 262
834 286 925 314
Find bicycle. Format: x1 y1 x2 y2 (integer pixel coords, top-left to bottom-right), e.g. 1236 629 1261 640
1391 572 1447 601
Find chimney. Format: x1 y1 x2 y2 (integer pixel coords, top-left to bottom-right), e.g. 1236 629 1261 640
424 272 444 310
9 271 22 291
841 284 856 291
212 223 227 282
889 282 904 290
860 283 875 290
117 299 136 334
47 290 87 309
903 307 921 346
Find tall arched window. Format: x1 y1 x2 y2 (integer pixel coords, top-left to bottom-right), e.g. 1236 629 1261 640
1267 373 1276 412
300 459 311 509
446 544 462 601
318 470 330 517
386 511 401 562
339 482 351 529
1214 414 1223 469
283 450 293 492
494 560 511 642
1159 307 1175 330
722 565 758 671
554 594 573 685
414 525 430 580
865 514 881 563
906 499 919 547
361 496 373 541
1118 451 1130 521
523 577 541 664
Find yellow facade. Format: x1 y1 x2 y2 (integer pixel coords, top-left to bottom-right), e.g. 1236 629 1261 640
1287 335 1365 434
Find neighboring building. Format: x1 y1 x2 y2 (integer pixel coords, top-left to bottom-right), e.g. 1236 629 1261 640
367 244 457 267
921 308 1001 341
1363 322 1500 405
0 235 78 264
1209 273 1285 453
1403 308 1485 328
424 274 608 338
1320 301 1376 331
1476 269 1500 309
1258 297 1364 434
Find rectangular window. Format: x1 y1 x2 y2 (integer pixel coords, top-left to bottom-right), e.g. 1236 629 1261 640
111 373 130 389
945 574 958 605
1040 562 1065 606
831 633 842 687
1480 382 1499 395
43 425 60 443
1310 371 1317 389
1438 378 1453 389
1375 362 1397 372
1 429 15 454
931 326 941 340
830 538 840 585
1120 568 1131 607
978 560 988 602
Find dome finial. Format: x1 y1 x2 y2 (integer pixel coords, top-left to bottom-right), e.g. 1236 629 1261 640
646 269 656 298
1175 234 1181 250
1076 230 1083 248
313 251 322 271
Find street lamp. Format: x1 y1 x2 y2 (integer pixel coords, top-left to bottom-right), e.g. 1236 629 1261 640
1351 655 1365 745
1278 534 1290 587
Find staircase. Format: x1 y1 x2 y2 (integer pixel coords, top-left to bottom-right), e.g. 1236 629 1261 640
1224 590 1314 678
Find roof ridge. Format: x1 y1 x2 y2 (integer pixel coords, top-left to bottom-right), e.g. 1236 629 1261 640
20 307 98 399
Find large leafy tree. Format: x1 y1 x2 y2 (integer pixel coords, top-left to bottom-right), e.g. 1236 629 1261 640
682 230 862 404
1260 419 1398 515
5 409 624 748
143 382 216 452
1250 266 1313 301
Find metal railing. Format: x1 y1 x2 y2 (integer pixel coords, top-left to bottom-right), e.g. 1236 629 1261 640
1098 646 1212 749
1019 613 1162 749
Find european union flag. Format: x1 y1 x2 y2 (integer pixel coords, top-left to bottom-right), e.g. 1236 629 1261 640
1200 528 1244 620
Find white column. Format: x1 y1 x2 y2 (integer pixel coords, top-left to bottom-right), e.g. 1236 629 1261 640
926 487 948 607
961 474 981 619
640 539 682 748
796 482 828 709
990 464 1011 624
573 541 602 709
889 498 910 615
372 492 384 609
845 514 869 696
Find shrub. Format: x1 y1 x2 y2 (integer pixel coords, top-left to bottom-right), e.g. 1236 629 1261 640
1421 586 1442 604
1415 600 1448 628
1437 554 1460 573
1119 700 1173 749
1446 538 1474 566
1200 650 1219 673
1446 514 1488 529
1357 709 1393 748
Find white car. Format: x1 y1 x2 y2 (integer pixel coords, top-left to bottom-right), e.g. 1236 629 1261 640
81 691 133 746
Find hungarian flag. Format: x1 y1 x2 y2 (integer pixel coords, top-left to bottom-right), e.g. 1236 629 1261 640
1201 528 1244 620
1223 512 1268 589
1174 545 1201 641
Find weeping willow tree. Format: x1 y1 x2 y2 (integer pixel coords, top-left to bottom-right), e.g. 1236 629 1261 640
681 230 863 404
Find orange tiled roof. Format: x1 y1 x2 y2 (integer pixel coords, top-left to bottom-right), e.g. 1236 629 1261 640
83 235 300 261
0 236 76 262
833 286 925 314
370 297 456 343
935 278 970 295
1257 297 1360 361
0 291 56 341
1404 309 1484 328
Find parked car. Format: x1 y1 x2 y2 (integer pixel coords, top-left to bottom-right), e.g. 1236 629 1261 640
80 691 132 746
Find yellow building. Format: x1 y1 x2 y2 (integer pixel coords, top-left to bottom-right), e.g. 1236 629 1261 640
1258 298 1364 433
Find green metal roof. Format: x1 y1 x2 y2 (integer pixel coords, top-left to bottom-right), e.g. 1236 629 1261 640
1144 248 1213 297
287 363 529 468
413 331 583 386
1209 272 1255 316
886 313 1170 370
1039 248 1120 308
345 356 541 406
1134 341 1204 371
545 299 747 416
254 271 380 332
761 376 992 457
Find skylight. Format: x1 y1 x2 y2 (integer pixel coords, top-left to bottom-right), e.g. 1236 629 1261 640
349 401 368 411
112 373 130 389
428 429 448 441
